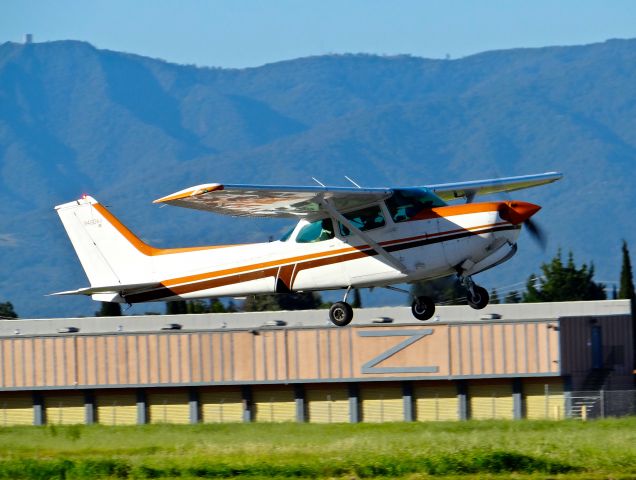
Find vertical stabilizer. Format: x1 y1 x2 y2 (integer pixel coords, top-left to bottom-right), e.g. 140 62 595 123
55 196 154 287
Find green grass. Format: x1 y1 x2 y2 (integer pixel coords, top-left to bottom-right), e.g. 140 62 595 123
0 418 634 478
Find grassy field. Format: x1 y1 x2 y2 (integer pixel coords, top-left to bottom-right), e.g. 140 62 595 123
0 418 634 479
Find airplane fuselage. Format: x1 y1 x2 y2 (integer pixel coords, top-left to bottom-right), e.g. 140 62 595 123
96 201 522 304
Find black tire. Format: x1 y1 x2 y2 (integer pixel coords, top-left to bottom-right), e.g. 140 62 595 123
467 285 489 310
411 296 435 321
329 301 354 327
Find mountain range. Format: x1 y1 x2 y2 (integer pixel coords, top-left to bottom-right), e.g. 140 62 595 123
1 38 635 318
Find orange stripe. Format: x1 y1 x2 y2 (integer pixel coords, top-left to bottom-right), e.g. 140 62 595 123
94 203 238 256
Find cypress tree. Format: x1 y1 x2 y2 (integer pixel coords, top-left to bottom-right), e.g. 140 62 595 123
618 240 635 300
618 240 636 368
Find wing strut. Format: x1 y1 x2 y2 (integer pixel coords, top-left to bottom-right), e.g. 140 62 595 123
319 199 409 274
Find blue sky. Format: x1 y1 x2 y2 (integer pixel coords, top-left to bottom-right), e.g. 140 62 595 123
2 1 636 68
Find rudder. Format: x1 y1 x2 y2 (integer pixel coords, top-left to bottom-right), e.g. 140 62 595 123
55 196 154 287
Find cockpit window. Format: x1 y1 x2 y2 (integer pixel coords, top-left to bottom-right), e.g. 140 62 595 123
339 205 386 236
296 218 335 243
385 188 447 223
279 226 295 242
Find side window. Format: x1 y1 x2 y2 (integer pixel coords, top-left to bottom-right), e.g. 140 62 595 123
385 189 443 223
339 205 386 236
296 218 335 243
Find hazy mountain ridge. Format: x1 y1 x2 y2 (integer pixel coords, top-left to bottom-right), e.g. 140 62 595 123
1 39 635 317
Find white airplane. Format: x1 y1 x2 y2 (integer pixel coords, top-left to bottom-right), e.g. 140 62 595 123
53 172 562 326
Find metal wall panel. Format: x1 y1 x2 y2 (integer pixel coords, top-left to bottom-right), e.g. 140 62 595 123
253 387 296 422
44 393 85 425
413 383 459 421
306 385 350 423
560 315 633 390
147 390 190 424
200 388 243 423
96 391 138 425
0 393 33 426
0 320 565 391
360 384 404 422
524 380 565 420
469 382 514 420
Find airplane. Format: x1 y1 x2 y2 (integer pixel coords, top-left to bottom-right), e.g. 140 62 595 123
53 172 562 326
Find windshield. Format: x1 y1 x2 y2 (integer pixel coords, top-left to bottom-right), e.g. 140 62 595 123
385 188 447 223
296 218 335 243
279 225 295 242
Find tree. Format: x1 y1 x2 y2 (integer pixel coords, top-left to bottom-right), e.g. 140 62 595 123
618 240 635 301
209 299 227 313
96 302 121 316
187 300 208 314
166 301 187 315
523 250 606 302
411 277 466 305
226 300 238 313
489 288 500 304
617 240 636 368
504 290 521 304
243 294 282 312
0 301 18 319
351 289 362 308
243 292 324 312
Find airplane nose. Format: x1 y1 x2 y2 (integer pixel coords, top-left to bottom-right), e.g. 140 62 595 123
498 201 541 225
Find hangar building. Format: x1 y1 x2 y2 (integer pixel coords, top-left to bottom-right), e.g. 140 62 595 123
0 300 632 425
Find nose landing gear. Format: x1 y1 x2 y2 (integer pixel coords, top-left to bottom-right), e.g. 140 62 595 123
328 287 354 327
329 301 354 327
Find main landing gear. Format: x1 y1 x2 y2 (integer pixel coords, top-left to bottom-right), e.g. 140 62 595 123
328 278 490 327
463 276 489 310
387 285 437 322
411 296 436 320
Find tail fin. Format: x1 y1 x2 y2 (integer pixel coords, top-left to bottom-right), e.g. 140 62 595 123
55 196 155 287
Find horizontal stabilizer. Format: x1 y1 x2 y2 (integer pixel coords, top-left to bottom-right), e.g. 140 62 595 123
49 282 161 297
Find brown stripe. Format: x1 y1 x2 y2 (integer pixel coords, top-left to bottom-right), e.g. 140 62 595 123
127 224 518 303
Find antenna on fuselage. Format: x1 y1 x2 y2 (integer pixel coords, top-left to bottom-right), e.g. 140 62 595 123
344 176 362 188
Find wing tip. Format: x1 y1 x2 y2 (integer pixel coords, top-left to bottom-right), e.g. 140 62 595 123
153 184 224 204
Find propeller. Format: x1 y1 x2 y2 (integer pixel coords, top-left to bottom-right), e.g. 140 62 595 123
523 217 547 251
481 168 549 251
497 201 547 251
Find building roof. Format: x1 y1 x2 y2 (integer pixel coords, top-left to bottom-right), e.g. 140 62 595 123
0 300 629 337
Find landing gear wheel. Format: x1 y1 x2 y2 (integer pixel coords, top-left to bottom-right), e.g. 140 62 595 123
411 296 435 321
467 285 489 310
329 301 354 327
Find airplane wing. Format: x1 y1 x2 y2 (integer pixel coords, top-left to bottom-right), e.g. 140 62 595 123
153 183 392 218
427 172 563 202
154 172 562 217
